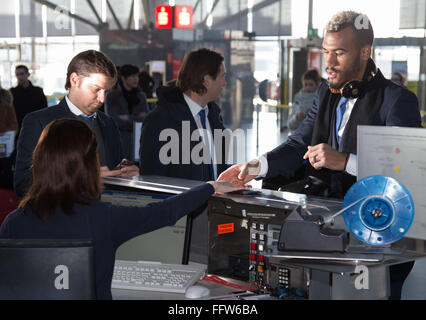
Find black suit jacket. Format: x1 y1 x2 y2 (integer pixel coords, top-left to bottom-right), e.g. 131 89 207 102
10 81 48 129
139 85 228 181
14 99 124 197
266 71 421 196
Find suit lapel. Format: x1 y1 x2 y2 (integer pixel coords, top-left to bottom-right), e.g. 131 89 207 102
311 84 340 147
95 111 115 168
340 71 386 154
207 102 228 171
57 98 76 117
180 101 199 133
207 103 223 131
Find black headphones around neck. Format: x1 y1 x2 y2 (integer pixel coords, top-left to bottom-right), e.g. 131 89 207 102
329 59 377 99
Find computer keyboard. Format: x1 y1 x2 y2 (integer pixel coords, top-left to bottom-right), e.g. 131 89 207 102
111 260 206 293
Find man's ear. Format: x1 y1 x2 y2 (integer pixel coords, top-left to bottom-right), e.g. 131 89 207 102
203 74 212 89
360 45 371 61
69 72 81 88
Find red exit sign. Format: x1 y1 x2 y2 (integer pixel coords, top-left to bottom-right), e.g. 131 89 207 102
155 5 172 29
155 5 193 29
174 5 193 29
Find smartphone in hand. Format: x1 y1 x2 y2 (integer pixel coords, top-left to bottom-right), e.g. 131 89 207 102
114 159 134 170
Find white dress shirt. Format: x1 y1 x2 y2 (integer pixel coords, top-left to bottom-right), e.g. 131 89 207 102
183 94 218 179
65 95 97 119
338 97 357 176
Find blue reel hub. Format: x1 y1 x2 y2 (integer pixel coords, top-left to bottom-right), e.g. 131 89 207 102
342 175 414 246
359 196 395 231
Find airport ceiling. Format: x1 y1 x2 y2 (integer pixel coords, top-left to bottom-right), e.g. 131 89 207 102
31 0 281 32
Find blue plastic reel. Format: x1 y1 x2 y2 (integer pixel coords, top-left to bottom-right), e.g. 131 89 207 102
342 175 415 246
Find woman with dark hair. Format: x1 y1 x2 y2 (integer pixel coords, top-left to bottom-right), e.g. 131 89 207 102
0 118 242 299
287 69 321 135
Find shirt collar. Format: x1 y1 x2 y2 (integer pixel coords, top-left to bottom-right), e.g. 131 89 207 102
65 95 97 119
183 93 208 118
339 96 358 105
18 81 33 89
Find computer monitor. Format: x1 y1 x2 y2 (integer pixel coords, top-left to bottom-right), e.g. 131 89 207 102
0 239 95 300
357 125 426 241
101 189 189 264
132 121 142 162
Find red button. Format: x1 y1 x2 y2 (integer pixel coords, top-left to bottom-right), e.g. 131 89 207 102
250 254 256 261
258 255 264 262
251 243 256 250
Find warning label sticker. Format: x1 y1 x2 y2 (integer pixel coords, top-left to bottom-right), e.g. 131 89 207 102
218 223 234 235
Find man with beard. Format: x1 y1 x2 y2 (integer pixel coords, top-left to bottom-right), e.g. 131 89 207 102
218 11 421 299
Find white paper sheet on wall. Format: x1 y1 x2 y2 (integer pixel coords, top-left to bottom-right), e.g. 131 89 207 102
0 130 15 158
357 125 426 240
133 121 143 161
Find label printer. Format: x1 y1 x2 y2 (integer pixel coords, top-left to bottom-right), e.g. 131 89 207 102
208 176 424 299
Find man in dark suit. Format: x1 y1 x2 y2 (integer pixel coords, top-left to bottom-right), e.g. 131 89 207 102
218 11 421 299
14 50 139 197
139 48 228 263
140 48 228 181
10 65 47 131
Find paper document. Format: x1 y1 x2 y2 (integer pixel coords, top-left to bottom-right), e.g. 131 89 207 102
0 131 15 158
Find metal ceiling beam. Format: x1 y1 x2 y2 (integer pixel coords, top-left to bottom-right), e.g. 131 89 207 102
32 0 105 32
200 0 221 27
127 0 135 30
141 0 151 29
106 0 123 30
86 0 103 25
197 0 281 29
193 0 202 13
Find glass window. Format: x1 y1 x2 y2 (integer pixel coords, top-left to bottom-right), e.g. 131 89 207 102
0 2 16 37
20 0 43 37
252 0 291 36
211 0 248 31
47 0 72 36
74 0 102 35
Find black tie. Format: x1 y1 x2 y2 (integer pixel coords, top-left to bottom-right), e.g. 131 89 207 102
198 109 215 180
